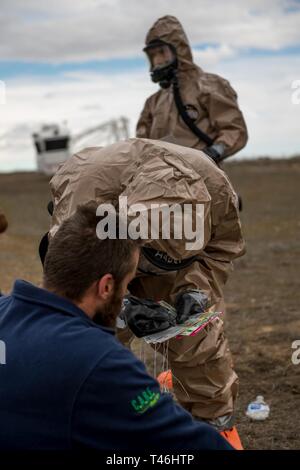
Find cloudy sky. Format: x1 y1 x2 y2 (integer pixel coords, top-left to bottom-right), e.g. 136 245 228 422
0 0 300 171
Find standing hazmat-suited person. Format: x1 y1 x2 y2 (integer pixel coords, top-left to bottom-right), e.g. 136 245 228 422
47 138 245 449
137 15 248 163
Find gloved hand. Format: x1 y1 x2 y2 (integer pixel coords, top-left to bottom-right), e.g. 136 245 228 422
122 295 177 338
203 143 225 164
175 290 209 324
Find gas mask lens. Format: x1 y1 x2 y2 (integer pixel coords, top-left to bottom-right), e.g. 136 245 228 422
146 44 175 70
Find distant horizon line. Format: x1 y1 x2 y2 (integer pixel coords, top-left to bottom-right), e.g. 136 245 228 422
1 154 300 175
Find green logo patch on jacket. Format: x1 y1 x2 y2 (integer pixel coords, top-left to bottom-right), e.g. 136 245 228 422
131 387 160 414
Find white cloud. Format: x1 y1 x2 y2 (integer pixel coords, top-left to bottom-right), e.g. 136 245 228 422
1 50 300 172
0 70 156 171
211 54 300 158
1 0 300 62
0 0 299 171
192 45 237 68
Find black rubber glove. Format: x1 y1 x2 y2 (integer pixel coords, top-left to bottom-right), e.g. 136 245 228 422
122 296 177 338
203 143 225 164
175 290 209 324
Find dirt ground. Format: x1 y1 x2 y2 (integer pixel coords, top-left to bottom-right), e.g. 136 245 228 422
0 158 300 449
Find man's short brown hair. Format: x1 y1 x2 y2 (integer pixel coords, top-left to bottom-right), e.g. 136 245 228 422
43 203 140 301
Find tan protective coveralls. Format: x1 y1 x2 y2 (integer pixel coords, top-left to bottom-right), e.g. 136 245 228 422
136 16 248 159
49 138 245 422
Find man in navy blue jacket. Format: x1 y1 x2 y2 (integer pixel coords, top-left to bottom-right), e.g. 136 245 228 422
0 203 232 450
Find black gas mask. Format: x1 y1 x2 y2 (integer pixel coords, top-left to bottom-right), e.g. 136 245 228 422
143 40 177 89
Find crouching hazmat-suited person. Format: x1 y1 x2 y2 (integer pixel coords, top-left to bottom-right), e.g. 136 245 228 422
137 15 248 164
48 138 245 449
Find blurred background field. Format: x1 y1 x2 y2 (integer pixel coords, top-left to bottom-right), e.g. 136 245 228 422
1 157 300 449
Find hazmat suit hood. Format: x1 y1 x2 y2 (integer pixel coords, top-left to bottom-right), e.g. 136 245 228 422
145 15 195 72
49 139 214 261
49 138 244 308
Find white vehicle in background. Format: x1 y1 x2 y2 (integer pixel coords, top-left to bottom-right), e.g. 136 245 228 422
33 123 70 176
32 117 129 176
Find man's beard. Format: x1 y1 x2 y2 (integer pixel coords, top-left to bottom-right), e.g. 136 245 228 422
93 287 123 329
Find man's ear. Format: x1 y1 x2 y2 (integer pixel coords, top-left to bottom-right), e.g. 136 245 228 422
97 274 114 300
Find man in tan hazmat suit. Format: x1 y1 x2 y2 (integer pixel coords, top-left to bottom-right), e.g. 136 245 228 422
137 16 248 164
48 138 245 449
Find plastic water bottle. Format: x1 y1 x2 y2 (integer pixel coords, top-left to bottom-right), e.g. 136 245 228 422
246 395 270 421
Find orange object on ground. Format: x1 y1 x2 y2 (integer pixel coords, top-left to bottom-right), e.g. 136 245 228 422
220 426 243 450
157 369 173 390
